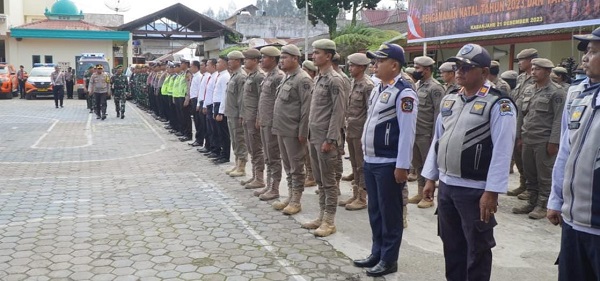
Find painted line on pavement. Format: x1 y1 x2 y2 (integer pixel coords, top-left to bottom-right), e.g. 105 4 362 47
30 118 60 149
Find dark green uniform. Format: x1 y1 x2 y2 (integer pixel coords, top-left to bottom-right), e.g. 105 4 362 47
111 73 129 116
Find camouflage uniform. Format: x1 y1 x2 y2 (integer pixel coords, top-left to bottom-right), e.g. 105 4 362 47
111 72 129 116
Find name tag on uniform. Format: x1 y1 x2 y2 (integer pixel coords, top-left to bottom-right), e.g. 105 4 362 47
470 101 486 115
380 92 392 104
441 100 455 116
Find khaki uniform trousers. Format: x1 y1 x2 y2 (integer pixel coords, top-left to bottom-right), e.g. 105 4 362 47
228 117 247 162
346 137 365 189
278 136 307 190
522 142 556 206
309 143 339 214
244 120 264 173
260 126 282 182
411 135 433 187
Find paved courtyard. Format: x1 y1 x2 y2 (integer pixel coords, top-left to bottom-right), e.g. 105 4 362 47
0 99 561 280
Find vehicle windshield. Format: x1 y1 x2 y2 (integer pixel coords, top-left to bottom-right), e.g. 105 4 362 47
76 61 110 80
29 68 54 77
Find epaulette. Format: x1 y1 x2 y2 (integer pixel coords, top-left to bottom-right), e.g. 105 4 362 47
394 78 413 91
448 88 460 95
572 78 585 86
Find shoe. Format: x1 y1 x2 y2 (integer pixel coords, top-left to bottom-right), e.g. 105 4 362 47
96 115 101 119
56 106 59 108
341 173 354 181
179 136 192 142
213 158 229 164
353 255 379 268
121 114 124 119
507 186 526 196
203 151 216 156
197 147 210 153
528 206 547 220
168 129 178 134
117 112 120 118
164 125 172 129
512 203 535 214
89 110 93 113
366 261 397 277
207 153 220 159
101 115 107 120
518 191 530 200
190 141 202 147
174 132 184 137
60 105 63 108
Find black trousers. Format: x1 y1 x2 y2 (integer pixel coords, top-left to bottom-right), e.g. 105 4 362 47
192 98 206 145
66 80 74 98
53 85 64 107
206 104 216 152
559 222 600 281
18 80 26 99
94 92 108 116
168 96 179 131
214 102 230 160
437 181 496 281
148 86 155 113
175 97 192 137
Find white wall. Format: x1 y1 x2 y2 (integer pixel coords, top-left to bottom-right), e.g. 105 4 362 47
7 37 113 70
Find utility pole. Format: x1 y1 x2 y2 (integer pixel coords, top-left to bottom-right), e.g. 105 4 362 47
305 0 309 60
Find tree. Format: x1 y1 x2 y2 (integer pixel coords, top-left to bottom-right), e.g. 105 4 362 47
339 0 381 27
255 0 267 12
296 0 341 38
204 8 215 19
216 7 230 20
332 25 401 59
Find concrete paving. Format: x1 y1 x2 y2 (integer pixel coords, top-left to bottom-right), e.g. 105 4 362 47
0 98 560 280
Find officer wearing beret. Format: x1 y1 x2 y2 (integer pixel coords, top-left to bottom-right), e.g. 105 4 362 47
270 44 313 214
512 58 565 219
422 43 516 281
500 70 518 90
352 43 417 277
302 60 317 79
551 67 571 89
252 46 284 198
299 39 345 237
439 62 460 95
222 51 248 173
338 53 374 211
111 65 128 119
88 65 111 120
509 48 538 198
407 56 444 209
489 61 511 95
548 26 600 281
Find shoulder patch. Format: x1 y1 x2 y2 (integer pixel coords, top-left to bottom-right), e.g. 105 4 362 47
499 100 514 116
401 97 414 113
303 82 311 91
554 96 563 104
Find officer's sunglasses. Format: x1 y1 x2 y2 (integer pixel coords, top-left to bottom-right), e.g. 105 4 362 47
453 63 480 73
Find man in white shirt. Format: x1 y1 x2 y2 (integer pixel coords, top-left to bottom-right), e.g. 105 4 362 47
189 60 205 147
210 57 232 163
200 59 219 156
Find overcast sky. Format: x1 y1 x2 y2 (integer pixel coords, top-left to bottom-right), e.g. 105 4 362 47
72 0 401 23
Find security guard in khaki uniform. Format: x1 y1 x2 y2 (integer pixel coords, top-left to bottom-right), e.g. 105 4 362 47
241 49 266 190
439 62 460 95
301 39 346 237
337 53 374 211
332 53 352 193
301 60 318 187
489 61 511 95
224 51 249 177
501 70 518 91
512 58 565 219
270 44 313 213
509 48 538 198
551 66 571 89
407 56 444 209
252 47 285 200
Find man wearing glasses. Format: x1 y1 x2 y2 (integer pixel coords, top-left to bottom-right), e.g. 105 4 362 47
422 44 516 281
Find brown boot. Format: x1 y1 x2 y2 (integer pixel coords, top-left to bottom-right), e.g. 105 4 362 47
272 187 291 210
528 206 547 220
403 206 408 228
408 186 424 204
282 188 302 215
345 188 367 211
417 198 434 208
341 173 354 181
226 160 238 175
517 190 530 200
338 185 358 207
242 167 259 186
301 211 323 229
245 170 265 189
229 160 247 177
304 178 316 187
260 180 280 201
512 203 535 214
314 212 336 237
507 185 526 196
407 173 417 182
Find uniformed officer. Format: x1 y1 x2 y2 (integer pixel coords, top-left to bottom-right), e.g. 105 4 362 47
407 56 445 209
301 60 318 188
332 53 351 193
189 60 206 147
352 43 417 277
88 65 111 120
337 53 374 211
439 62 460 95
270 44 313 213
168 63 183 136
489 61 511 95
422 44 516 281
213 57 232 164
85 66 95 113
551 66 571 89
404 67 416 83
508 48 538 198
500 70 518 91
223 51 248 173
240 49 266 191
111 65 128 119
300 39 345 237
252 46 284 200
548 27 600 281
200 59 219 157
512 58 565 219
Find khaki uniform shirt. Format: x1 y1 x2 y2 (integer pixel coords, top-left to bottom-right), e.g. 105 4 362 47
402 72 416 90
444 82 460 96
242 69 265 121
518 81 566 144
308 67 346 144
89 72 110 93
272 66 313 138
514 72 534 102
258 67 284 127
346 75 374 139
416 77 445 137
491 77 511 95
224 68 247 118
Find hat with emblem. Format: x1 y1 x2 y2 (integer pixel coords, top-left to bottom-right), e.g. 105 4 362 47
574 27 600 51
414 56 435 67
281 44 301 57
347 53 371 66
500 70 518 80
302 60 317 72
531 58 554 69
243 48 261 59
516 48 538 59
553 66 568 74
439 62 455 72
312 39 336 51
227 51 245 60
95 64 104 70
367 43 406 65
447 43 491 68
260 46 281 57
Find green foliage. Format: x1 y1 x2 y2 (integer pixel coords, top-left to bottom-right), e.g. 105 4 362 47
333 25 402 58
296 0 340 37
219 45 247 57
338 0 381 26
